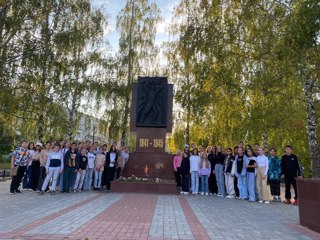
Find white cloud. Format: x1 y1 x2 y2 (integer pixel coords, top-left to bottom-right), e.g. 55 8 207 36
157 22 167 34
155 0 179 46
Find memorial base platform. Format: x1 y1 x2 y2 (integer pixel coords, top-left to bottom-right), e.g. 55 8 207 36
111 180 177 194
123 152 175 179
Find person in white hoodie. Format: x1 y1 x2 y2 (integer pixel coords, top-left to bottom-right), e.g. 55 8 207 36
190 148 200 194
40 144 64 195
84 146 95 191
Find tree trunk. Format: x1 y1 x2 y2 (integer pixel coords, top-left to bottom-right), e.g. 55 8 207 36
37 4 50 142
67 110 74 141
262 132 268 153
0 4 6 76
120 0 135 147
185 66 191 145
108 123 112 142
304 78 320 178
38 112 44 143
67 85 81 141
67 49 82 141
185 109 190 145
120 94 130 146
38 63 47 142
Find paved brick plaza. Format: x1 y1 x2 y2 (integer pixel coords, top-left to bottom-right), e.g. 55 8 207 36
0 182 319 240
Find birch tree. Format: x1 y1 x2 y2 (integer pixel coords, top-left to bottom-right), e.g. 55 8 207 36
117 0 161 146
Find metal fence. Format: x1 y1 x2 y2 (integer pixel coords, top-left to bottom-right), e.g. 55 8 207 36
0 169 10 179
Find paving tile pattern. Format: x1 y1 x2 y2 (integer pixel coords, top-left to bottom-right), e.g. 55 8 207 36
0 181 319 240
28 194 123 235
149 195 194 239
0 189 100 233
186 195 315 240
70 194 157 240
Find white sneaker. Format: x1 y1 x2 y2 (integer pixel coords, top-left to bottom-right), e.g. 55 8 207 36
264 201 270 204
213 193 218 196
205 193 209 196
259 200 264 203
73 189 77 193
226 195 235 199
184 192 189 195
180 191 184 194
200 192 204 195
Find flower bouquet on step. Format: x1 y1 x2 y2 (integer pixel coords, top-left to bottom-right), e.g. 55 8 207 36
115 175 161 183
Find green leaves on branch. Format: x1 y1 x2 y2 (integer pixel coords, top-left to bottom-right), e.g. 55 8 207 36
167 0 320 177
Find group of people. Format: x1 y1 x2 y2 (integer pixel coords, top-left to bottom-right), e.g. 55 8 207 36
9 140 130 195
173 142 302 205
9 139 302 205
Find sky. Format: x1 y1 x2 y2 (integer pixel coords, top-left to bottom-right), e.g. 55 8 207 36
92 0 178 52
86 1 179 118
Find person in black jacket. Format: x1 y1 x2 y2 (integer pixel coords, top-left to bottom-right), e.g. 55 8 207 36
225 148 236 198
183 144 190 156
215 146 226 197
208 146 218 195
180 152 190 194
105 145 118 191
73 148 88 192
62 142 78 193
281 145 302 205
233 146 240 197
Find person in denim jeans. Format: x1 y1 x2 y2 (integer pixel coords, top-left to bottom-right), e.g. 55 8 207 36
199 152 211 195
246 149 257 202
62 143 78 193
85 147 96 191
190 148 200 194
215 146 225 197
231 146 248 200
94 148 105 190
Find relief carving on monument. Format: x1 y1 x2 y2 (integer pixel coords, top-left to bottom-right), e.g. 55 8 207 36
136 77 167 128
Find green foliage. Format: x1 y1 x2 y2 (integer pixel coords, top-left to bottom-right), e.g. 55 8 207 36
0 0 108 143
1 0 319 177
116 0 162 145
167 0 320 177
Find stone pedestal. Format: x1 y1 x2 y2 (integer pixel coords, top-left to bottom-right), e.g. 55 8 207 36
111 181 177 194
123 152 174 179
297 178 320 233
126 77 174 179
